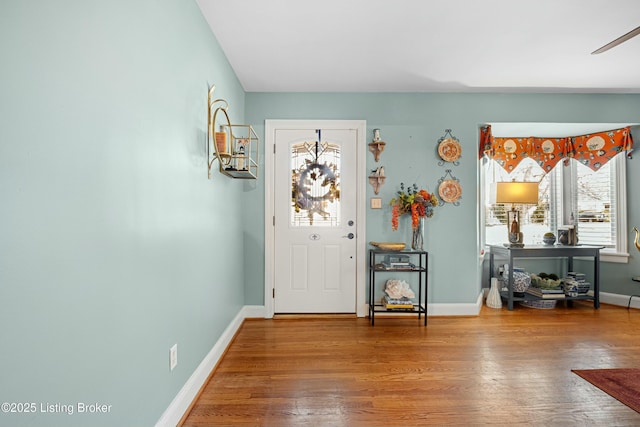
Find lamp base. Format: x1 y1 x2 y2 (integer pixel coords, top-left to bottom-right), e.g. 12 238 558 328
504 242 525 248
507 231 524 247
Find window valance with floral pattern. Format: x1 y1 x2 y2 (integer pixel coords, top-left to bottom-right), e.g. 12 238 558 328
478 125 633 173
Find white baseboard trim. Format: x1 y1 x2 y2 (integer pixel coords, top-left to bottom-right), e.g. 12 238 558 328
427 292 484 316
242 304 267 318
364 293 484 318
155 305 265 427
599 291 640 309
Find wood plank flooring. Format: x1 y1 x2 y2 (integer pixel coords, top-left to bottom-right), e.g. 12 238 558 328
181 302 640 426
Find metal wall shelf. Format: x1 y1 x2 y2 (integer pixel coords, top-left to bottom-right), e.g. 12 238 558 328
207 85 259 180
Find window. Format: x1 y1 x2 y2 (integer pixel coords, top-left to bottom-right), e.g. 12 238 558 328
290 140 341 227
481 154 627 262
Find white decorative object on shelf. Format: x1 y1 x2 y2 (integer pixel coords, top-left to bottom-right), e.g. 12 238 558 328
368 166 385 194
368 129 386 162
384 279 415 300
502 264 531 293
486 277 502 309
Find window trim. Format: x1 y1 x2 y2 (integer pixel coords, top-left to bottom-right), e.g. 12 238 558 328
603 154 628 262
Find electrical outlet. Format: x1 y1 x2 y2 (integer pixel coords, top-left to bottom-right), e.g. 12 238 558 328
170 344 178 371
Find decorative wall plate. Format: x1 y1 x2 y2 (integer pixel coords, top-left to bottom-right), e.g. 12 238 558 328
438 179 462 203
437 129 462 166
438 138 462 163
437 169 462 206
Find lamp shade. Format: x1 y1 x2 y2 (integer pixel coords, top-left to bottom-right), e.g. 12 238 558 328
495 182 539 204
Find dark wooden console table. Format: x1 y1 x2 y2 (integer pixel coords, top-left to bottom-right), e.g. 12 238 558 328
489 245 602 310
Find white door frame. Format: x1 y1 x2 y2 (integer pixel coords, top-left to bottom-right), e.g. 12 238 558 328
264 119 367 318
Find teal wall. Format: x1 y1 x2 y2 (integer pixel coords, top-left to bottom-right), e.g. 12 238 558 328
245 93 640 304
0 1 247 426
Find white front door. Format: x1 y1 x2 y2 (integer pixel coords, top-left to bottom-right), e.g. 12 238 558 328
273 126 359 313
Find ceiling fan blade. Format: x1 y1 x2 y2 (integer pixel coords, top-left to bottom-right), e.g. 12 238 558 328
592 25 640 54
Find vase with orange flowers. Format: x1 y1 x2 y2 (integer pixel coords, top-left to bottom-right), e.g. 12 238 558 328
390 183 439 250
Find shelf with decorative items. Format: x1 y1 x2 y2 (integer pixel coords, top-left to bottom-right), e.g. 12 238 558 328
488 244 602 311
368 128 386 162
368 166 385 195
207 85 259 179
368 248 428 326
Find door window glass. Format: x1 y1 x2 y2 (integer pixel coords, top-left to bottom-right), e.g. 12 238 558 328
291 140 341 226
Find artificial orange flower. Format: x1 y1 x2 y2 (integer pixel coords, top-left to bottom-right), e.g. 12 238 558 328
389 182 439 230
391 204 400 231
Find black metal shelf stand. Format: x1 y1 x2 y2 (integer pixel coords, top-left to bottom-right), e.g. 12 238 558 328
368 249 428 326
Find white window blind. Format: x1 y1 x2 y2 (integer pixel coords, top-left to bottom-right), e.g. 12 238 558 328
574 161 616 248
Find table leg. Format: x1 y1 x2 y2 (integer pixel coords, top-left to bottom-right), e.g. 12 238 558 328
507 253 514 310
594 252 600 309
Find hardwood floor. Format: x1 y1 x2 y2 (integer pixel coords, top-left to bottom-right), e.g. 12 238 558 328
181 302 640 426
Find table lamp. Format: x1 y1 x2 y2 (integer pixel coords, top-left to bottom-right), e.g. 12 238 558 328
495 182 539 247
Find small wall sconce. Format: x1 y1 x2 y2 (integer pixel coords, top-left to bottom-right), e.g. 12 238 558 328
368 166 386 195
368 128 386 162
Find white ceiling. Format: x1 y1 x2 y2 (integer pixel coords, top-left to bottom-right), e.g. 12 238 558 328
196 0 640 93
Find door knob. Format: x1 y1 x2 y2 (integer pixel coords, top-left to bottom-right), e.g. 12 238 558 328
343 233 355 239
